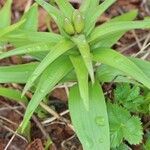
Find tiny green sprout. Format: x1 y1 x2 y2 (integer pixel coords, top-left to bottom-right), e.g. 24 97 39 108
63 18 75 35
73 10 84 34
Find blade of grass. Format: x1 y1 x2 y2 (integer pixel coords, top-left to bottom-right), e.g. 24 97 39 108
22 39 74 96
93 48 150 89
70 55 89 110
20 56 73 131
69 81 110 150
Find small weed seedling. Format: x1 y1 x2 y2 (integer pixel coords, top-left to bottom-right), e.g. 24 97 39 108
1 0 150 149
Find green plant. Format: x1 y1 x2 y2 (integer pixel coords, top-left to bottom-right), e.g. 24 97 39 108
1 0 150 149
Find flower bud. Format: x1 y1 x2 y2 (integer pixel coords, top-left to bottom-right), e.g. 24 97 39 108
63 18 75 35
73 10 84 34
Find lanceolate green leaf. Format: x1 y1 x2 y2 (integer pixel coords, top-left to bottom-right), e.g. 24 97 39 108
0 63 38 83
55 0 74 19
85 0 116 35
70 55 89 110
0 0 12 28
89 19 150 43
0 87 28 105
0 42 54 59
93 48 150 89
92 10 138 48
73 35 94 83
96 64 133 83
2 31 62 47
35 0 64 32
21 56 73 132
130 57 150 78
69 82 110 150
0 20 25 38
96 57 150 83
20 3 38 31
22 39 74 96
80 0 99 13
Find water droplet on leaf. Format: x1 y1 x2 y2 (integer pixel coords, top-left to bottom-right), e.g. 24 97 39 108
99 138 103 143
95 116 105 126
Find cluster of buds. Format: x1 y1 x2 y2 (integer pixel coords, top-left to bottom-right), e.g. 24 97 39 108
63 10 85 35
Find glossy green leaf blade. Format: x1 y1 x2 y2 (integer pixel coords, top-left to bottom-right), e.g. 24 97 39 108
21 56 73 131
0 87 28 104
20 3 38 31
96 57 150 83
2 31 62 47
0 20 25 38
92 10 138 48
55 0 74 19
85 0 116 35
73 35 94 83
89 19 150 43
69 82 110 150
96 64 131 83
35 0 63 31
0 0 12 28
130 57 150 78
93 48 150 89
22 39 74 96
0 63 38 83
0 42 53 59
70 55 89 110
80 0 99 13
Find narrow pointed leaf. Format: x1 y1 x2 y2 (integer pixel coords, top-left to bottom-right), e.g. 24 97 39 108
0 87 28 104
0 0 12 28
79 0 90 12
89 19 150 43
0 42 53 59
69 82 110 150
130 57 150 78
55 0 74 19
92 10 138 48
80 0 99 14
0 63 38 83
35 0 64 31
93 48 150 89
0 20 25 38
20 3 38 31
85 0 116 35
2 31 62 47
22 39 74 96
73 35 94 83
96 57 150 84
70 55 89 110
21 56 73 131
